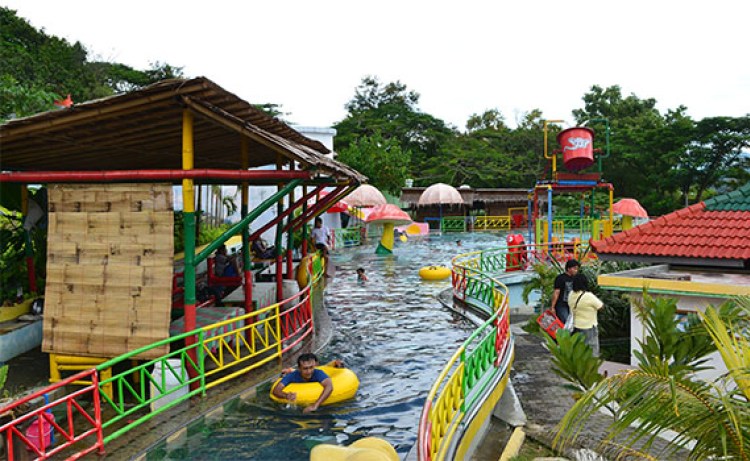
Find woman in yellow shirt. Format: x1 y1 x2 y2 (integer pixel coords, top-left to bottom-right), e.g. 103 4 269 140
567 274 604 356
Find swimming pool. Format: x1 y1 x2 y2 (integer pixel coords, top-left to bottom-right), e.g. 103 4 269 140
162 232 505 460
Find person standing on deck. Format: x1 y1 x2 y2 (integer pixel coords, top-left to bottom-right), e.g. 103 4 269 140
311 217 332 278
549 259 579 323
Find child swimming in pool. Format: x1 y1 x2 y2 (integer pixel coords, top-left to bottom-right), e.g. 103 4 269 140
356 268 368 282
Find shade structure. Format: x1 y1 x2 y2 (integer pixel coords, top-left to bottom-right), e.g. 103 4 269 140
612 198 648 218
345 184 387 208
418 183 464 206
365 204 412 255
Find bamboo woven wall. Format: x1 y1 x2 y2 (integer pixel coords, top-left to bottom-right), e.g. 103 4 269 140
43 184 174 359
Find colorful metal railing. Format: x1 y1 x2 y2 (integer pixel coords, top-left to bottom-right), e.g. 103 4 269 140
473 216 511 231
0 255 325 459
332 226 362 248
0 369 104 460
418 248 513 461
440 216 466 232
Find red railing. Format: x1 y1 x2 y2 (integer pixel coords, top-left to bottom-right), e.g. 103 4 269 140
280 291 314 352
0 369 104 460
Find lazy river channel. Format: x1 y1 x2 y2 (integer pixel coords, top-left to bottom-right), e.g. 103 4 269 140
158 232 507 460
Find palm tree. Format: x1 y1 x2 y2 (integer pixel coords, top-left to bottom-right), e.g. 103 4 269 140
550 293 750 460
210 185 222 226
221 187 238 222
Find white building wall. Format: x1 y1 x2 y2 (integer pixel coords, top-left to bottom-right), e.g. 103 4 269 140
292 126 337 157
628 291 730 383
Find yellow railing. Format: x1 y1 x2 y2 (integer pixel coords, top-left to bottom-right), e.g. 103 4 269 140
419 249 512 460
427 354 465 460
474 216 511 231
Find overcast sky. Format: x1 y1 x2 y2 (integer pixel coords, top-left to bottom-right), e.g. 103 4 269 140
4 1 749 131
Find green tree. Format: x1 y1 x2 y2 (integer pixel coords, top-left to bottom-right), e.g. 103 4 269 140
336 132 411 195
573 85 693 215
465 108 508 132
334 76 454 186
0 75 59 121
253 103 289 120
0 7 183 120
675 116 750 203
553 294 750 460
436 109 547 188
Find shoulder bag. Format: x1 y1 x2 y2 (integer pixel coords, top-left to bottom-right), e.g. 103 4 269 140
564 293 584 332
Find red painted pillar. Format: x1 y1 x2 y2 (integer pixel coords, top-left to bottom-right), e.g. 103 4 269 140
276 254 284 303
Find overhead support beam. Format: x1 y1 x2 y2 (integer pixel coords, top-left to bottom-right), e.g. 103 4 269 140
181 97 301 165
0 169 312 183
287 183 355 233
193 179 304 265
249 186 326 242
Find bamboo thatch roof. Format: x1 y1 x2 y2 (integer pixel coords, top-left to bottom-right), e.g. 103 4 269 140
0 77 365 183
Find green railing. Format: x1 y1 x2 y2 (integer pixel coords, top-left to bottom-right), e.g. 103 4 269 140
333 226 362 248
418 248 513 460
441 216 466 233
0 253 326 458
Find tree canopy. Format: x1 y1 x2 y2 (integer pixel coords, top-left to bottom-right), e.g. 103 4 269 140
334 77 749 215
0 7 183 121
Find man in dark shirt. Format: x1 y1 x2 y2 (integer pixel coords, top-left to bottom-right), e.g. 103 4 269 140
272 353 343 413
550 259 580 323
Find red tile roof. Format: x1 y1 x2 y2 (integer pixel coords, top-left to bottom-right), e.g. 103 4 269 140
591 183 750 264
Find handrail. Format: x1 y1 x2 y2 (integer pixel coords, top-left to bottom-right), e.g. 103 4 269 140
0 369 104 460
332 226 363 249
418 247 513 461
0 253 326 458
423 241 586 461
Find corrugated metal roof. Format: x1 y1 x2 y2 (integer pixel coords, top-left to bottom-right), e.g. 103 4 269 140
591 183 750 264
0 77 366 183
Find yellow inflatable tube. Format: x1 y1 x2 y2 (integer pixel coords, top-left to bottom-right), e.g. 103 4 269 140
270 365 359 406
419 265 451 281
310 437 399 461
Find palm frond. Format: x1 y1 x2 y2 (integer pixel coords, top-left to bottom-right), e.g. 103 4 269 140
700 298 750 401
555 369 749 460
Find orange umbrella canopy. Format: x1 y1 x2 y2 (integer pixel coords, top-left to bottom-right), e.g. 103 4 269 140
418 183 464 206
365 204 412 226
345 184 387 208
612 198 648 218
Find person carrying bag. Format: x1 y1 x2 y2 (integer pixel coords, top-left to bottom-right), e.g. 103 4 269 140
566 274 603 356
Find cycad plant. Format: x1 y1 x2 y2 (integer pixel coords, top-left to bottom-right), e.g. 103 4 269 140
551 293 750 460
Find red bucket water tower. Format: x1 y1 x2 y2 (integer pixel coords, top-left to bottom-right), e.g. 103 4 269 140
557 127 595 171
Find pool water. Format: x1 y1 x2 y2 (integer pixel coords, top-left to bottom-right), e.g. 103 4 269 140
172 232 505 460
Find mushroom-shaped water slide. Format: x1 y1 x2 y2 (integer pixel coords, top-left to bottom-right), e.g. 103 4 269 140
365 204 412 255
